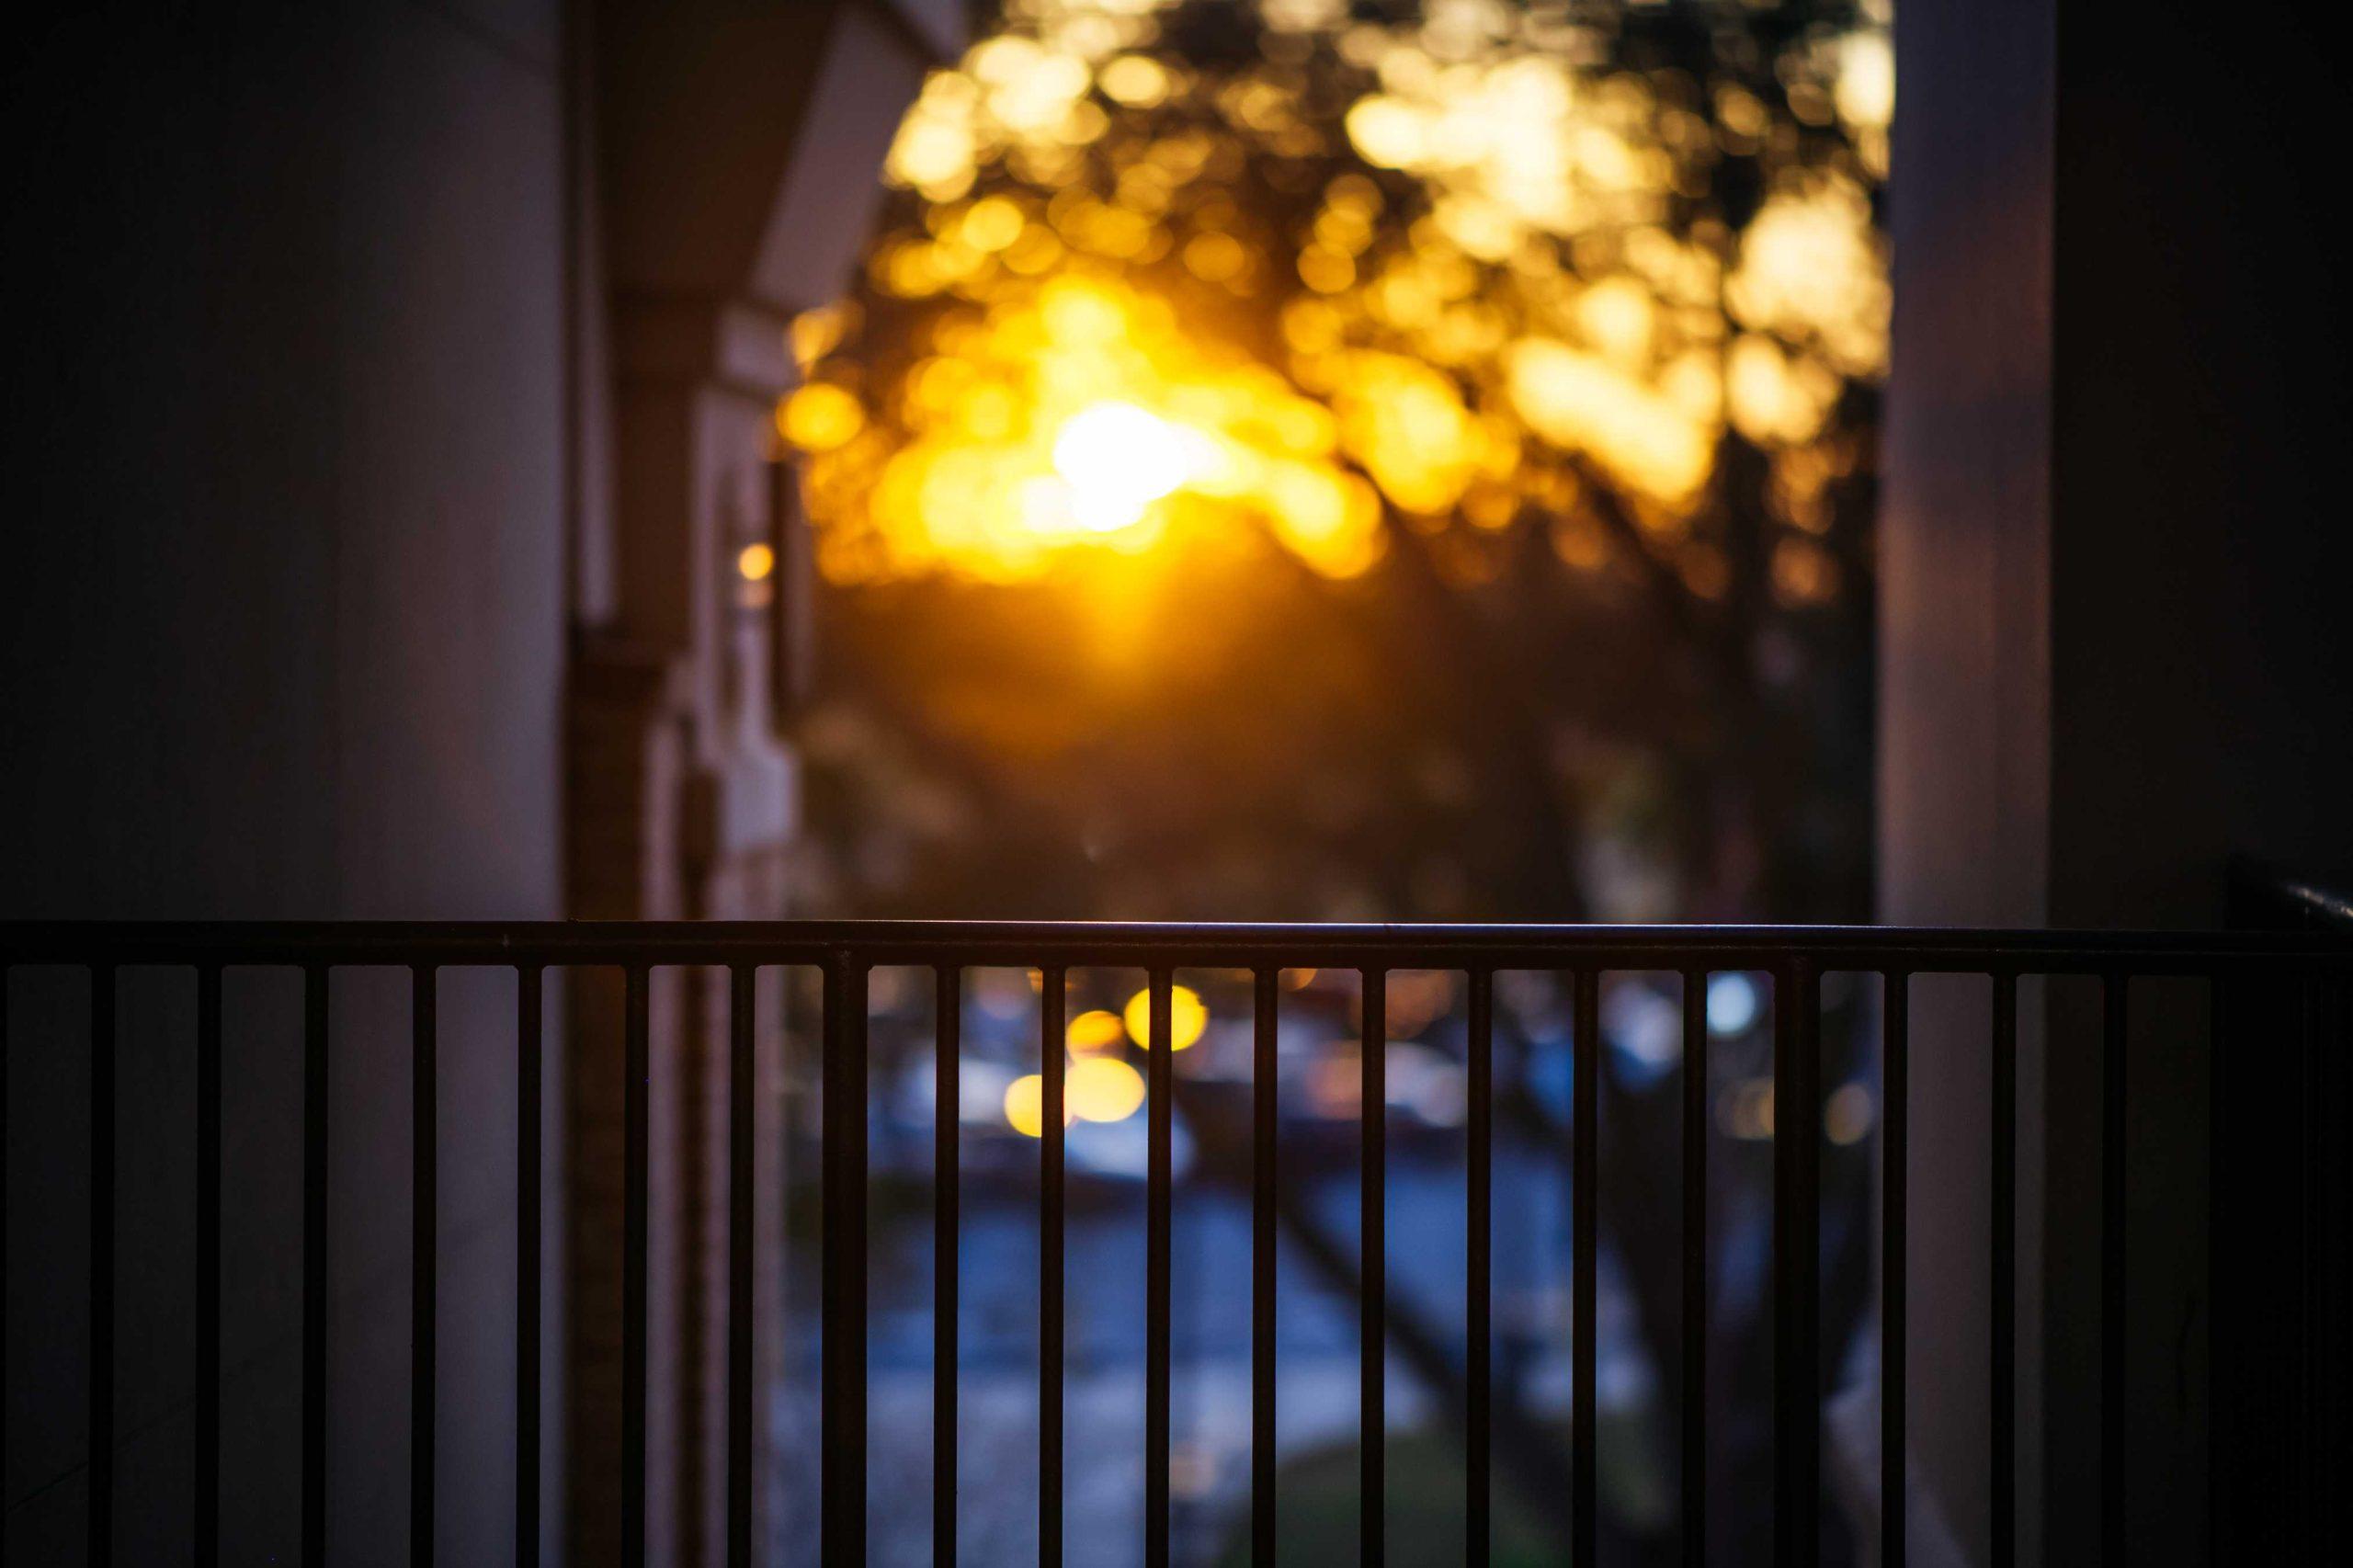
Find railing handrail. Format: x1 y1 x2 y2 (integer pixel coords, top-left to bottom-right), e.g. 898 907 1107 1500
5 916 2350 971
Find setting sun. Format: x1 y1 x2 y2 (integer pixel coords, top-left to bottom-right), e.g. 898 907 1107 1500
1051 401 1191 533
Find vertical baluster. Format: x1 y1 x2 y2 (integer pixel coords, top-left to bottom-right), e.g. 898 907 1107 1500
1881 972 1908 1568
1361 968 1386 1567
413 966 438 1566
517 966 542 1568
303 964 329 1566
1572 969 1598 1566
1253 968 1279 1567
2101 973 2128 1562
1773 962 1820 1568
1040 966 1066 1568
1682 970 1708 1567
935 966 961 1568
1145 969 1172 1568
197 964 222 1568
622 965 649 1568
90 963 116 1565
1466 969 1493 1566
728 964 756 1568
1 964 8 1528
1992 972 2016 1568
822 957 870 1564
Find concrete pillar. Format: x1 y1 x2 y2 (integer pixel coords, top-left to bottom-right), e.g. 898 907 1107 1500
1 4 568 1562
1881 2 2353 1562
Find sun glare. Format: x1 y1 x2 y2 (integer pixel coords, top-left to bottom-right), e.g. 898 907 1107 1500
1051 401 1190 533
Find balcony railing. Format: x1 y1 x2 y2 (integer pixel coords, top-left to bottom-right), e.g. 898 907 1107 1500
6 918 2350 1567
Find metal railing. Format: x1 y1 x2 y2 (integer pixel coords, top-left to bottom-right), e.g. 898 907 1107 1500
6 918 2351 1566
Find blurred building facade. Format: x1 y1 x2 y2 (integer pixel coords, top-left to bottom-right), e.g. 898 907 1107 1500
567 3 952 1562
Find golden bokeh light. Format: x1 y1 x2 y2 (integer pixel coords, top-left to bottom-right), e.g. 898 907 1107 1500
1833 32 1895 133
1067 1056 1148 1122
1124 983 1209 1050
1506 338 1712 505
736 542 776 582
779 382 865 451
793 0 1889 600
1066 1007 1126 1052
961 195 1027 252
1098 53 1171 108
1726 181 1890 378
1004 1072 1075 1138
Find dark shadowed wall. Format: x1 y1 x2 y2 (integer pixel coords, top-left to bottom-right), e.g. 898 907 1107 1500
1884 1 2353 1562
3 3 567 1562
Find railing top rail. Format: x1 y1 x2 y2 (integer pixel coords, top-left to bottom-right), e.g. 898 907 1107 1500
3 917 2349 972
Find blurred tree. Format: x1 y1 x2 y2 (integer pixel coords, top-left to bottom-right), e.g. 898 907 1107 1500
781 3 1888 1555
784 0 1887 931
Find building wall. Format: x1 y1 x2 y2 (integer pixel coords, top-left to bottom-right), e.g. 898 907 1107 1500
2044 12 2353 1562
2 3 567 1562
1884 2 2353 1562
